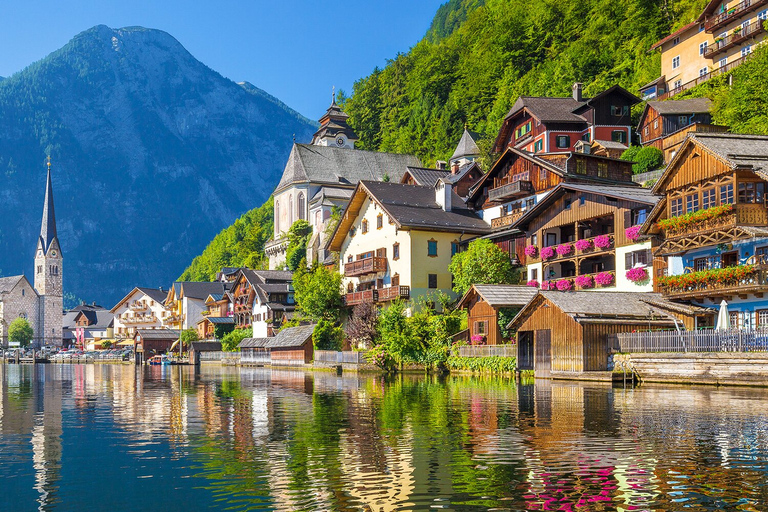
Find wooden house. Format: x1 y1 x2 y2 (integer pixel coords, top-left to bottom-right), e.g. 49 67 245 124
189 341 222 365
238 337 270 365
401 162 483 199
641 132 768 329
133 328 180 363
509 291 712 377
513 183 661 292
238 324 315 366
573 139 629 159
455 285 538 345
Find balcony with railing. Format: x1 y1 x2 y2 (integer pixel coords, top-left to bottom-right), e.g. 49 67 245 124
488 180 534 202
657 54 751 100
377 286 410 302
344 289 377 306
704 0 768 32
545 234 616 263
129 301 147 311
491 210 525 229
704 19 766 58
658 264 768 300
344 256 387 277
124 313 158 324
661 203 767 238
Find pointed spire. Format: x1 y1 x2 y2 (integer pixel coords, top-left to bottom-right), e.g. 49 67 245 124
332 85 336 106
40 157 58 254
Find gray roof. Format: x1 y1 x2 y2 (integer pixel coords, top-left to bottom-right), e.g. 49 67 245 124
275 144 420 193
252 270 293 283
238 337 270 348
265 324 315 348
450 129 481 161
259 283 291 293
361 181 491 234
445 162 481 186
593 140 629 150
39 165 58 254
62 309 114 330
135 329 180 340
206 316 235 324
690 132 768 172
136 287 168 303
471 285 539 308
647 97 712 115
310 186 354 203
179 281 230 300
403 166 450 187
189 341 222 351
505 96 587 123
0 275 25 294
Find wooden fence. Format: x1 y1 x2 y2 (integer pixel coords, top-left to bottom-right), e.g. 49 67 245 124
454 345 517 358
613 328 768 353
314 350 368 364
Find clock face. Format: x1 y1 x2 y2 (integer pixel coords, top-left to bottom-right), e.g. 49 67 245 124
336 136 345 147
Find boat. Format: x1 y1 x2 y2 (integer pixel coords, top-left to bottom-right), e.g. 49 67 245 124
148 355 171 366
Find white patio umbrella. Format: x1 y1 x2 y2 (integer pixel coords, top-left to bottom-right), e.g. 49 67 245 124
715 300 730 331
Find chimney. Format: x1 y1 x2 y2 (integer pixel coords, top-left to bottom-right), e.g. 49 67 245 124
435 179 452 212
451 161 460 174
572 82 583 102
435 160 447 171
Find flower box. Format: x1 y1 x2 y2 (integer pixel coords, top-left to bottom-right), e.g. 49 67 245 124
625 225 642 242
524 245 539 257
594 271 615 286
527 279 540 288
556 243 574 257
574 239 593 251
556 279 573 291
658 264 756 291
625 266 649 284
541 281 556 290
593 235 612 249
656 204 733 234
540 246 555 260
574 275 594 289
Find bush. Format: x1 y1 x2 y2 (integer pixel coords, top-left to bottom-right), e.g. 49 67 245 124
8 317 33 347
620 145 641 163
221 328 252 352
312 319 343 350
632 147 664 174
180 328 199 348
101 340 113 349
446 356 516 373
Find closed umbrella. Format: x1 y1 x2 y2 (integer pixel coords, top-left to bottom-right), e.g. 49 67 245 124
716 300 730 331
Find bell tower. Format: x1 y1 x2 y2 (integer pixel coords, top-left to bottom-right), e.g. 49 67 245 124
310 88 358 149
34 158 63 345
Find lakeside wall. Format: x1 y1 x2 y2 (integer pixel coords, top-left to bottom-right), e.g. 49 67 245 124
614 352 768 386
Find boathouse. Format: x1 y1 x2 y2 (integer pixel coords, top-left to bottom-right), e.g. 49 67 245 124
455 285 538 345
188 341 222 365
508 291 712 377
133 328 180 363
238 324 316 366
238 337 270 365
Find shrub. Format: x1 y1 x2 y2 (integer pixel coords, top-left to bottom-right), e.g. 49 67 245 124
446 355 516 373
620 145 642 163
367 344 396 372
221 328 252 352
313 319 344 350
631 147 665 174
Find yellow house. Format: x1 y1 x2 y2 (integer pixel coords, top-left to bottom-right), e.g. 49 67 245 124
327 179 490 310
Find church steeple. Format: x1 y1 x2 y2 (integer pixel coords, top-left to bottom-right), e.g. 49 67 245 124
39 157 58 255
310 88 358 149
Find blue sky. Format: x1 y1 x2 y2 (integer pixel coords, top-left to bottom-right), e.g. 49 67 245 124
0 0 445 119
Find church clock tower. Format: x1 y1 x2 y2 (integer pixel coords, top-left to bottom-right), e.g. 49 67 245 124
310 90 358 149
34 159 63 345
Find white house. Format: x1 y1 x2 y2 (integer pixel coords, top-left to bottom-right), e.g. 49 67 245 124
111 287 169 340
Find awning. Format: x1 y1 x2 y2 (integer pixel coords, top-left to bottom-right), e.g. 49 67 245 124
117 339 135 346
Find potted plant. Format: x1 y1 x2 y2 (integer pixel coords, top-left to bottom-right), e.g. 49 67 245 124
574 274 594 289
470 334 486 345
540 281 556 290
625 225 642 241
593 234 613 250
540 246 555 260
575 238 593 252
524 245 539 257
594 271 615 287
556 279 574 291
626 266 649 284
556 243 574 257
526 279 540 288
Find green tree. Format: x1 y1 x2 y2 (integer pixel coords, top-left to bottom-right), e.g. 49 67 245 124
285 219 312 271
101 340 113 349
180 328 199 347
8 317 33 347
620 145 642 163
628 146 664 174
449 239 518 296
213 323 235 340
221 327 252 352
293 266 343 322
312 319 344 351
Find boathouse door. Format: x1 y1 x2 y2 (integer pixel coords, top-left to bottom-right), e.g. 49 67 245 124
535 329 551 378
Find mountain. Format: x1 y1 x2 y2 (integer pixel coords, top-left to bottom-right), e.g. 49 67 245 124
340 0 708 164
0 25 315 306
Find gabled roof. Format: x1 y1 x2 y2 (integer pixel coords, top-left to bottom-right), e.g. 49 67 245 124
652 133 768 194
110 286 167 312
650 21 698 50
504 96 587 123
189 341 222 352
513 183 660 231
0 275 27 294
265 324 315 348
135 328 180 340
638 98 713 129
275 143 420 193
401 166 451 187
206 317 235 325
252 270 293 283
328 181 490 251
445 161 482 187
238 337 270 348
456 284 538 310
450 129 482 161
180 281 230 300
593 140 629 151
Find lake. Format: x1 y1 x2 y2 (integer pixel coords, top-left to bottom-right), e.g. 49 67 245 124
1 364 768 511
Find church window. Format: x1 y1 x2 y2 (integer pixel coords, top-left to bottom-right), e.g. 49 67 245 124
297 193 305 220
37 266 42 274
275 202 280 232
289 195 294 224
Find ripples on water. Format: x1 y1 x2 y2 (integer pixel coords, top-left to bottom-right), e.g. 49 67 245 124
2 364 768 511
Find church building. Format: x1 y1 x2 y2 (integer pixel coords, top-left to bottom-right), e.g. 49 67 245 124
0 161 63 347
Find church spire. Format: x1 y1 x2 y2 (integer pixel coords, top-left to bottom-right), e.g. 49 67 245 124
40 157 58 254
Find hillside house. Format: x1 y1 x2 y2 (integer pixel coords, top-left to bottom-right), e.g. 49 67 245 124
62 303 114 349
164 282 231 331
111 287 169 340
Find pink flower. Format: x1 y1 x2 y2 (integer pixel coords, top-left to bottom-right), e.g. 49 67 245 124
540 281 556 290
556 243 573 256
625 225 642 241
626 266 649 283
574 239 593 251
540 246 555 260
524 245 539 257
556 279 573 291
527 280 540 288
574 274 594 289
594 271 615 286
594 235 612 249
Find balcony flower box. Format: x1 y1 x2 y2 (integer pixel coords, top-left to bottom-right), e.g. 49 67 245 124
556 243 574 256
594 271 615 286
626 266 649 284
524 245 539 257
527 279 540 288
541 281 556 291
658 264 756 291
593 235 612 249
656 203 733 234
540 246 555 260
574 239 593 251
556 279 573 291
625 225 642 242
470 334 486 345
574 274 594 289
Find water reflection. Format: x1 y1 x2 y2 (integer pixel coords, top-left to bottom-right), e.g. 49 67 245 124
2 365 768 510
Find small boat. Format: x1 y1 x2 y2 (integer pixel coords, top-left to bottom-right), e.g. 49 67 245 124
148 355 171 366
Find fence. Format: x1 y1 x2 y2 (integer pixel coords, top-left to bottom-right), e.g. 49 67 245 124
314 350 368 364
614 328 768 353
454 345 517 358
632 169 663 185
240 349 270 365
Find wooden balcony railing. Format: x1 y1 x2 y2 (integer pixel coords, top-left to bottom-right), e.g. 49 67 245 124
488 180 534 202
704 19 766 59
129 301 147 311
124 314 158 324
344 256 387 277
344 289 377 306
659 264 768 300
705 0 768 32
546 234 615 262
377 286 410 302
663 204 768 239
662 123 728 152
491 210 525 229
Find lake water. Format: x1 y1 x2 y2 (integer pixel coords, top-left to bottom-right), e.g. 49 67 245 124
2 365 768 511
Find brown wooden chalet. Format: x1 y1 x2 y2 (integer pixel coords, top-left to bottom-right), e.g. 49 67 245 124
230 269 295 331
455 285 538 346
641 133 768 301
513 183 660 287
493 84 640 154
400 163 483 199
637 98 727 162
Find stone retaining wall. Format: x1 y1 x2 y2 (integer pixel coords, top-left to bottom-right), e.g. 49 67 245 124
616 352 768 386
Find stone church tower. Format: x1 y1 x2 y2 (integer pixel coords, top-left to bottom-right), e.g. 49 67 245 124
34 160 63 345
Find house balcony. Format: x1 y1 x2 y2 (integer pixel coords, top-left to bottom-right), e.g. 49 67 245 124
659 264 768 300
344 289 377 306
124 314 157 324
704 0 768 32
491 210 525 229
234 303 251 313
129 301 147 311
704 19 766 59
662 123 729 153
488 180 534 202
166 313 182 324
545 234 616 263
657 54 751 100
344 256 387 277
377 286 410 303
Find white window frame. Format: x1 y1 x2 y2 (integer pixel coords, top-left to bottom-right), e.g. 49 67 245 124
699 41 708 55
699 67 708 76
672 55 680 69
742 45 752 57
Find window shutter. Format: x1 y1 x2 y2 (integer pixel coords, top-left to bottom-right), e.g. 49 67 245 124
643 249 652 265
624 210 632 229
625 252 633 269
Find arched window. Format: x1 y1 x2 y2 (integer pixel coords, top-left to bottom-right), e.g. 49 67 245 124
298 192 305 220
275 201 280 233
289 195 294 224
